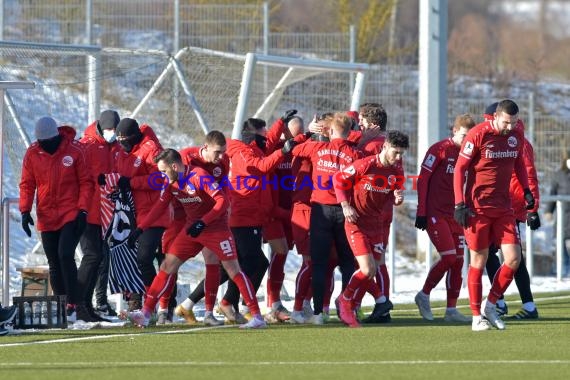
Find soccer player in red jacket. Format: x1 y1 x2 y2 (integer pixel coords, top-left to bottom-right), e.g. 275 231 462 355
414 114 476 323
127 149 267 329
355 103 396 323
482 102 541 319
453 99 534 331
291 113 363 324
332 130 408 327
77 110 122 322
222 112 297 320
173 131 232 325
19 117 93 319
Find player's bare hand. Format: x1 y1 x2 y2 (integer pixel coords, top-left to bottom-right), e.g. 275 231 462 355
308 115 323 134
394 189 404 205
342 203 359 224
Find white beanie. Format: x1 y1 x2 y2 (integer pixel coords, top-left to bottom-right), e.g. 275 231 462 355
35 117 59 140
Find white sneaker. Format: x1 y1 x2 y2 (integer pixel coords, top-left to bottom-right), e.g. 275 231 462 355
302 303 314 320
156 309 168 325
472 315 492 331
203 314 224 326
289 310 305 324
481 298 506 330
414 291 434 321
308 313 324 325
239 315 267 329
444 308 471 323
128 310 150 327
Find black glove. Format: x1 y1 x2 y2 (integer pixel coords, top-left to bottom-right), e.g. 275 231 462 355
454 202 473 228
127 228 143 249
414 216 428 231
280 109 297 124
187 220 206 238
523 188 535 210
97 173 106 186
75 210 88 235
21 212 34 237
281 139 298 155
527 212 541 230
118 176 131 191
117 176 131 203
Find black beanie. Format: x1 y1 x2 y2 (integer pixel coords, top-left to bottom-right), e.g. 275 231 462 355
116 118 142 138
98 110 120 130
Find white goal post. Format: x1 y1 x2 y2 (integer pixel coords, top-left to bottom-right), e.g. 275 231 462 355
232 52 369 139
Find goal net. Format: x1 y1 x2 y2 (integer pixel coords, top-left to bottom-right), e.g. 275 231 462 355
127 46 369 145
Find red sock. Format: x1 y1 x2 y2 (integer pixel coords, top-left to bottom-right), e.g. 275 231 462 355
446 256 464 308
204 264 220 312
267 253 287 306
367 278 381 299
232 272 260 316
159 273 177 310
488 264 516 304
343 270 368 301
377 264 390 299
294 260 312 311
467 266 483 316
143 270 175 314
352 277 372 307
423 254 456 295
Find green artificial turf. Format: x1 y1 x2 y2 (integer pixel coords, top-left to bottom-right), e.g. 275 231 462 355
1 291 569 380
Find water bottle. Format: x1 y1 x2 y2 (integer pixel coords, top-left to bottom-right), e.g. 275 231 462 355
33 301 41 324
51 301 58 325
24 302 32 325
41 302 48 324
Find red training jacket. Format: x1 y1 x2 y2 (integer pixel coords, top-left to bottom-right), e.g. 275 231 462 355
80 122 122 226
19 126 93 232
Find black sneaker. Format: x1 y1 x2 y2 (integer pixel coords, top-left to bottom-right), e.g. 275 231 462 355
0 326 8 336
86 304 111 322
508 308 538 320
363 311 392 324
75 304 101 323
96 303 117 317
362 300 393 323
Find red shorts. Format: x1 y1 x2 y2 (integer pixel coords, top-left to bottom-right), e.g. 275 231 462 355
345 221 385 261
464 213 519 251
168 226 237 262
263 218 293 250
291 203 311 256
426 215 465 255
162 218 185 253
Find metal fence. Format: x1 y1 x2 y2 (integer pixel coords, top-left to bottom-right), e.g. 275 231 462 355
0 1 352 58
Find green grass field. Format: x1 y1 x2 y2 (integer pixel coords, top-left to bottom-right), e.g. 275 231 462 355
1 292 569 380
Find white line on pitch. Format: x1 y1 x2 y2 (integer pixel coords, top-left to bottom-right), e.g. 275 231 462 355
0 360 569 368
0 324 233 348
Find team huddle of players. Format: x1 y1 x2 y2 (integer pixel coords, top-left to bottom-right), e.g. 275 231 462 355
20 99 536 331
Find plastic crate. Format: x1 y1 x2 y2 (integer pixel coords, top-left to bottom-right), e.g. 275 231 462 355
12 295 67 329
